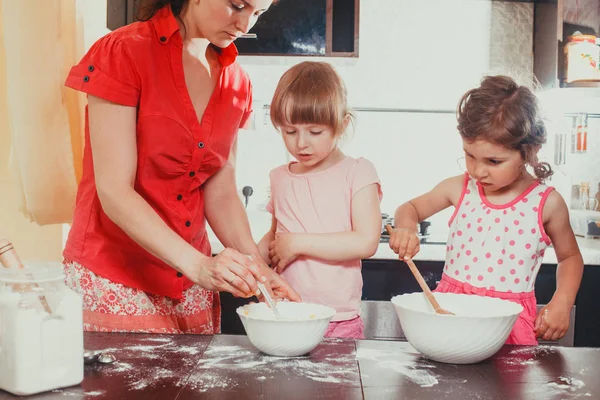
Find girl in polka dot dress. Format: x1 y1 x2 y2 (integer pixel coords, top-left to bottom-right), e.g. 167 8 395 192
388 76 583 345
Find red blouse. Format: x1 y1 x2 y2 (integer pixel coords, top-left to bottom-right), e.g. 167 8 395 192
64 6 252 299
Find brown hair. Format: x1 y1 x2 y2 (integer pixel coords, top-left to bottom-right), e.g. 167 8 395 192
457 75 552 181
136 0 189 21
270 61 352 137
136 0 279 26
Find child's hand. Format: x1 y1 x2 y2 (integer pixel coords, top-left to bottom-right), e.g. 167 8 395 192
534 300 571 341
388 228 420 261
268 233 300 273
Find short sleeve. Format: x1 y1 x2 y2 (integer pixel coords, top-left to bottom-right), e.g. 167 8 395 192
239 81 253 129
65 34 141 107
351 158 383 201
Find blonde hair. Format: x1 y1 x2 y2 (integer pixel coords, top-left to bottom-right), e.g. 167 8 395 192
270 61 352 137
457 75 553 181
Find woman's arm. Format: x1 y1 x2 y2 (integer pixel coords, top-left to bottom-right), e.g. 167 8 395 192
268 184 381 271
535 191 583 341
203 137 300 301
88 96 262 297
204 137 262 257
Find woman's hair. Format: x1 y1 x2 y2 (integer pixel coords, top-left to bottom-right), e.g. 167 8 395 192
457 75 552 181
270 61 353 137
136 0 188 21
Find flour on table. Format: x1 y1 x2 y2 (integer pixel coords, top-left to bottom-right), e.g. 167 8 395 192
185 341 359 393
356 346 439 388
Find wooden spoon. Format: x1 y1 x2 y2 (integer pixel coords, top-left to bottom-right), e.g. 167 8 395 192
0 239 54 315
385 225 454 315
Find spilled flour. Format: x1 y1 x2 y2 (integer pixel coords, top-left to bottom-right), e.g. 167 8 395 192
356 346 439 388
185 342 360 392
548 377 585 390
524 377 592 398
55 336 360 394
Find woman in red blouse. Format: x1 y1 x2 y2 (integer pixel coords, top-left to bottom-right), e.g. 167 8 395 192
63 0 299 333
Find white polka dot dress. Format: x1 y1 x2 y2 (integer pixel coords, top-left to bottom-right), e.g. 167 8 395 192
443 174 554 293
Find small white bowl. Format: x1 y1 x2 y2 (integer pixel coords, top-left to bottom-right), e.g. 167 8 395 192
391 292 523 364
237 302 336 357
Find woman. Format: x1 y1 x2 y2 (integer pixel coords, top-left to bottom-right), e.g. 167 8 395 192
63 0 298 333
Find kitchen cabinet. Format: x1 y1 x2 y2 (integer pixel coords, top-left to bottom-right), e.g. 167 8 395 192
106 0 360 57
235 0 359 57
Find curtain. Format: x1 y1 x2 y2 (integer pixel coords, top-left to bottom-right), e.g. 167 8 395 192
0 0 84 225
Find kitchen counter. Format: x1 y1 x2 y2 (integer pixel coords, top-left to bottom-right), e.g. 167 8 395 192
8 333 600 399
369 237 600 266
207 211 600 265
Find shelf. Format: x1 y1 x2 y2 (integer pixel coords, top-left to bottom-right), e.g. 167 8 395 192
561 81 600 89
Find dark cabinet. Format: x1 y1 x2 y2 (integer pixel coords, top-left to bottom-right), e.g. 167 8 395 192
236 0 358 57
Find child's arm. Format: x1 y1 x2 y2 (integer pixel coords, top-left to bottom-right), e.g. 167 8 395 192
534 191 584 341
257 215 277 266
390 174 464 259
268 184 381 272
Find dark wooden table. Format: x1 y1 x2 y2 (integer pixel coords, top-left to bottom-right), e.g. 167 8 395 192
2 333 599 399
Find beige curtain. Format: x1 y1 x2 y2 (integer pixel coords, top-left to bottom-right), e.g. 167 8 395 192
0 0 84 225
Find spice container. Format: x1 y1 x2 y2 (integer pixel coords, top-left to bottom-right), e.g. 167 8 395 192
0 257 83 395
564 33 599 83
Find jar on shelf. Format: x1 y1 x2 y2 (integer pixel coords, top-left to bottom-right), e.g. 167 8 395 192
564 33 599 83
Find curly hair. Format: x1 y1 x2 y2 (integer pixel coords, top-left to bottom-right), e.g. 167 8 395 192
457 75 552 181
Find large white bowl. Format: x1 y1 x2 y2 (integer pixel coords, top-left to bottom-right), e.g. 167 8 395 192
237 302 336 357
391 292 523 364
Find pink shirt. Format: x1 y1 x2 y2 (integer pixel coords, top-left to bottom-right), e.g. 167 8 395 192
444 173 553 293
267 157 382 321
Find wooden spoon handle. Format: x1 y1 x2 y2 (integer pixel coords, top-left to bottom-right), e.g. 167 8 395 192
385 225 447 313
404 258 445 312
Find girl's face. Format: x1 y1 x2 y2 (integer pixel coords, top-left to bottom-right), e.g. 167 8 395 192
463 139 527 192
281 123 340 171
187 0 273 47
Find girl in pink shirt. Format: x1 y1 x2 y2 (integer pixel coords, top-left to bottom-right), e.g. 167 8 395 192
258 62 383 339
389 76 583 345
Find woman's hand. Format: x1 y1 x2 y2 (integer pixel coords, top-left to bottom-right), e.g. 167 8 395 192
259 263 302 302
186 248 266 298
388 228 420 260
268 233 301 273
534 299 571 341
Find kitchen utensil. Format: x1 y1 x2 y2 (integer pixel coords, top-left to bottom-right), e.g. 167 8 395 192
392 293 522 364
385 225 454 315
237 302 335 357
257 281 282 320
0 239 53 315
84 350 116 365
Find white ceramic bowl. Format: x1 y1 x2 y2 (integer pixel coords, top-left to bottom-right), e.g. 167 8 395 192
391 292 523 364
237 302 336 357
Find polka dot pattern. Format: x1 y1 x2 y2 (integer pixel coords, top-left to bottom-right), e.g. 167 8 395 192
444 177 551 293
